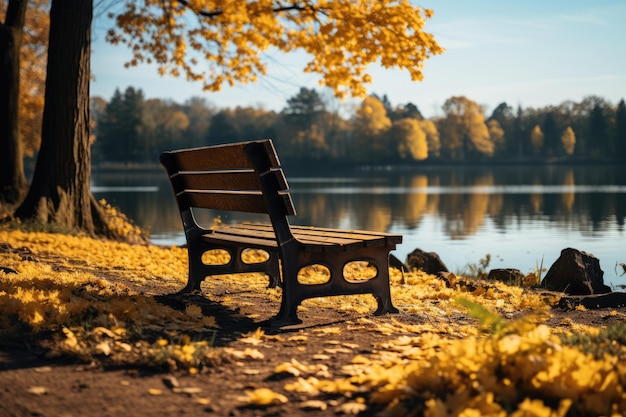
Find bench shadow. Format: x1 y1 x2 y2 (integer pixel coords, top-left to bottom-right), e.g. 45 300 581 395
153 292 261 344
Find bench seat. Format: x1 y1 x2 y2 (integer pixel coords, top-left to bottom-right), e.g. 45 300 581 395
207 223 402 252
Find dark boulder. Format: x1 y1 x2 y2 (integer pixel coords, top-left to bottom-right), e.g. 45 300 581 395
406 248 448 275
487 268 524 285
558 292 626 310
389 254 407 271
541 248 611 295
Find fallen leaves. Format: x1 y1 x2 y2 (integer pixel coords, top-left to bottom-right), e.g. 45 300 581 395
274 358 330 378
2 229 626 416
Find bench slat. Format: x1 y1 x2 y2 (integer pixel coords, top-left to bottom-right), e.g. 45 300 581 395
169 168 289 193
160 141 280 172
180 191 294 215
179 191 268 214
208 230 279 248
222 223 402 244
171 170 261 191
220 224 366 245
291 225 402 243
210 223 399 251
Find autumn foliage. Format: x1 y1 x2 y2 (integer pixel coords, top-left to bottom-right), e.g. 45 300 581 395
106 0 443 98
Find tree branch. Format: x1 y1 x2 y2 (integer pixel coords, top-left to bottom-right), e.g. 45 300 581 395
175 0 319 18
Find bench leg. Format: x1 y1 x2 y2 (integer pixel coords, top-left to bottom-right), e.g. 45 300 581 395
177 256 205 294
268 300 303 328
267 245 303 328
372 266 400 315
267 246 400 328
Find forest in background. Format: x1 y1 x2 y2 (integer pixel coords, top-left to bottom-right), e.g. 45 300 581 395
91 86 626 167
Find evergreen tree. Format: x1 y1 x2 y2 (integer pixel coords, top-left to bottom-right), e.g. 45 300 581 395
513 105 528 158
588 104 609 158
278 88 328 159
389 102 424 121
489 102 513 156
207 110 238 145
97 87 146 162
542 112 558 157
283 87 325 127
615 99 626 158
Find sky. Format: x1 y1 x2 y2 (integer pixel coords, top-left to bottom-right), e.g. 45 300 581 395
90 0 626 119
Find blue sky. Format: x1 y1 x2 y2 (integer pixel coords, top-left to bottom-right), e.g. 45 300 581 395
90 0 626 118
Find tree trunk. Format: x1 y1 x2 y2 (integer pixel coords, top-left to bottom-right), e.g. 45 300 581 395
0 0 28 204
14 0 103 233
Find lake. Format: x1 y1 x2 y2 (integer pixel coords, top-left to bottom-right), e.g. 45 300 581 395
92 164 626 289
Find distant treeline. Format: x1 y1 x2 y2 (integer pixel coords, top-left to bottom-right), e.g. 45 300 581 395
91 87 626 166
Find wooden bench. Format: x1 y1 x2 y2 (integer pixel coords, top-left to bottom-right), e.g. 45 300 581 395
160 139 402 327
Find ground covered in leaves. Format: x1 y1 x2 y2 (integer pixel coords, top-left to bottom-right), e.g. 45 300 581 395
1 227 626 417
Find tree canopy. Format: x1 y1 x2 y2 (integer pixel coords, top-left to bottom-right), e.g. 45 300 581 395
106 0 443 98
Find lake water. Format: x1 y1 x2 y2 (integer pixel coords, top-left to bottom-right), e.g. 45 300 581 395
92 164 626 289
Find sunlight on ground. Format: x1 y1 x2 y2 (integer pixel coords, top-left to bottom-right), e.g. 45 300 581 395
1 228 626 416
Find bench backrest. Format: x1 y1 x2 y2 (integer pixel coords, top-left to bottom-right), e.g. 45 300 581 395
160 140 296 218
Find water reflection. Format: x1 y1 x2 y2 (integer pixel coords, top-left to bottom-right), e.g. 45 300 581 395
91 165 626 286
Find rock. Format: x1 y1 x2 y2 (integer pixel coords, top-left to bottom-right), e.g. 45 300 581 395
557 292 626 310
541 248 611 295
389 254 407 271
1 266 18 274
406 248 448 275
487 268 524 285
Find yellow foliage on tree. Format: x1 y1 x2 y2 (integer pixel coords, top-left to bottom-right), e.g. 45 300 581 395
106 0 443 99
467 112 493 156
419 119 440 158
561 126 576 156
530 125 544 153
353 96 392 161
392 118 427 161
356 96 391 135
441 96 493 158
487 118 505 153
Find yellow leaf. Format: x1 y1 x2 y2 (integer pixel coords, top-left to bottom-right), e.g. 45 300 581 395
336 401 367 414
244 388 287 406
27 386 47 396
315 327 341 334
95 341 111 356
62 327 78 349
300 400 327 411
